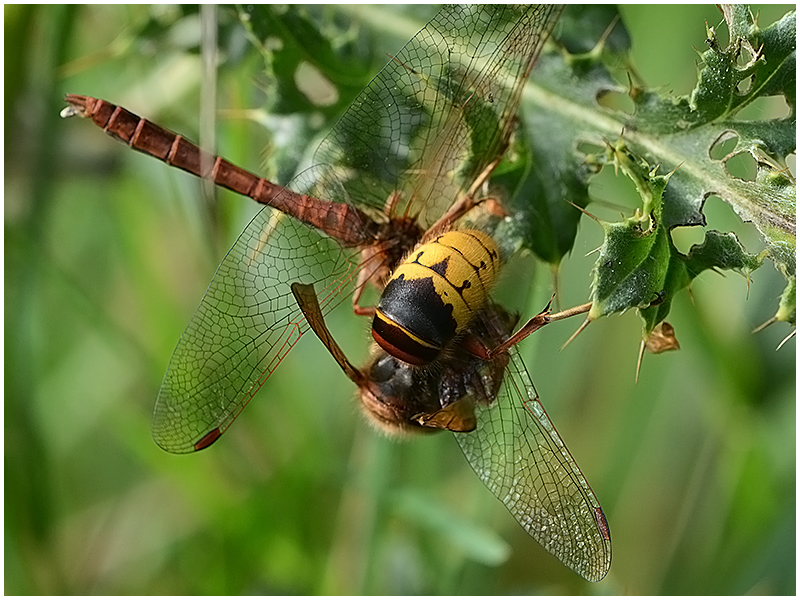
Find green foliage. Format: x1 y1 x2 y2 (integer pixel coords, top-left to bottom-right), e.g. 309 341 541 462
512 4 795 340
239 5 378 117
588 140 764 335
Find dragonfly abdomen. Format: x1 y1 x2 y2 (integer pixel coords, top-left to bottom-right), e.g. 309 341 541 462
61 94 376 246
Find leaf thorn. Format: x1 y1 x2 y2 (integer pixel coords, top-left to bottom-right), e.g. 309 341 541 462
566 200 602 224
776 329 796 351
584 245 602 258
635 339 646 383
560 315 591 351
752 315 777 334
590 14 622 59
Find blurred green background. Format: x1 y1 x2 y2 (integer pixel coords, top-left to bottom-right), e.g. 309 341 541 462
5 4 795 594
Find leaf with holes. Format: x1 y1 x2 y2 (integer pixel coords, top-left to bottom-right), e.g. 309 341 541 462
513 4 794 334
588 141 764 336
235 5 794 333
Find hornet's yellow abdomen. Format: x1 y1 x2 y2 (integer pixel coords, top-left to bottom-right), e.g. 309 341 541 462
371 229 500 365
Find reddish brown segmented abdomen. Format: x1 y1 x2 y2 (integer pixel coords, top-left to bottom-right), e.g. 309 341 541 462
62 94 376 246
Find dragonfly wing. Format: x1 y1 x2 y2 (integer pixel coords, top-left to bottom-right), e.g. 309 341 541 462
454 347 612 582
313 4 563 228
152 167 364 453
152 4 565 453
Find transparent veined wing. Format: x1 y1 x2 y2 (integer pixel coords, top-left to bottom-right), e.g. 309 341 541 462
309 3 563 227
152 166 372 453
152 4 564 452
454 347 612 582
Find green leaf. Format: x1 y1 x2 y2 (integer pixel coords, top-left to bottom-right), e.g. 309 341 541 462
589 145 673 317
627 6 796 327
588 141 764 335
231 4 795 332
775 274 796 325
517 4 795 331
238 5 375 116
235 5 388 184
504 6 632 265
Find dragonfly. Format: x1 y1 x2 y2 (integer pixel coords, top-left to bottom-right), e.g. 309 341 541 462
63 4 611 581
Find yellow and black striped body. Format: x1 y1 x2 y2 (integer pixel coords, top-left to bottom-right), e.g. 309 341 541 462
372 230 500 365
